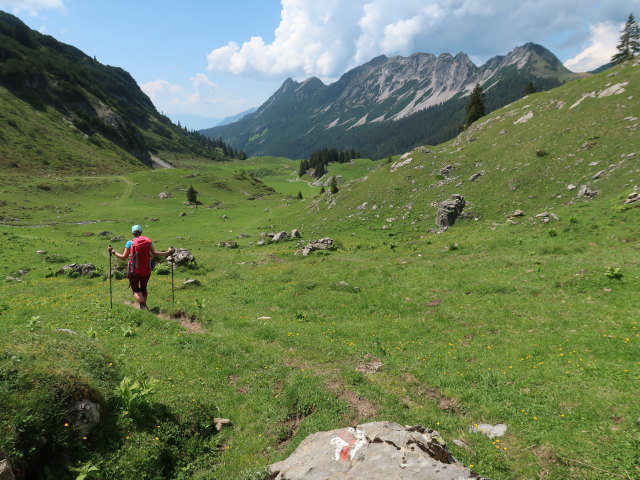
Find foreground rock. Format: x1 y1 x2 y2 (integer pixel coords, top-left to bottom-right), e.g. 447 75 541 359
269 421 485 480
0 457 15 480
295 238 334 256
170 248 196 267
58 263 97 277
436 194 466 231
73 399 100 436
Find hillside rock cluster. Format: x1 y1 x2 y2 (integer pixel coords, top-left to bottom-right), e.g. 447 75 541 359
268 421 485 480
436 194 466 231
295 238 334 256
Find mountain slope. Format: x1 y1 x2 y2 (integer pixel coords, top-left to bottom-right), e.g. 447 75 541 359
0 11 239 173
203 43 583 159
287 59 639 236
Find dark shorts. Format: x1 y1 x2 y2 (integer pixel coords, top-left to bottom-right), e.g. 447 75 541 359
129 274 150 296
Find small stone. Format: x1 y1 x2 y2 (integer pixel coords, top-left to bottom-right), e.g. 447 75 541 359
213 418 232 431
469 423 507 438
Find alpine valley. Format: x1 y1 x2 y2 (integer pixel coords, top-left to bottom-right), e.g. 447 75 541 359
203 43 583 159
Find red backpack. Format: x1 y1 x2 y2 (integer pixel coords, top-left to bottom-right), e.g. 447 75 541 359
128 236 153 276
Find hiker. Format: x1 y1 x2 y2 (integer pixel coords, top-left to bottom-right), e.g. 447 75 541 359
108 225 174 310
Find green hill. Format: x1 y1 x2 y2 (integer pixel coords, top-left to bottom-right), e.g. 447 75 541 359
0 11 243 174
0 54 638 480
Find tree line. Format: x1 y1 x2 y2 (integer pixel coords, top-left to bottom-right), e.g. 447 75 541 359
298 147 360 179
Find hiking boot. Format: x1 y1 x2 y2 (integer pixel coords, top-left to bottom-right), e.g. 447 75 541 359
140 303 148 310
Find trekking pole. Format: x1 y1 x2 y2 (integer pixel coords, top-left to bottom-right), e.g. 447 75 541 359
108 245 113 309
170 246 175 303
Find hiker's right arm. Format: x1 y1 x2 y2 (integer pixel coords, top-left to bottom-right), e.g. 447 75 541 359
108 245 130 260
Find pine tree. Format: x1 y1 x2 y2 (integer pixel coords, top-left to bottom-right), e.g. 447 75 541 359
298 160 308 177
186 185 198 203
523 81 537 96
464 83 485 128
319 185 325 194
296 191 303 200
329 176 339 194
612 13 640 64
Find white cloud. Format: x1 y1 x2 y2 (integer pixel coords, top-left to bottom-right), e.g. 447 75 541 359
563 22 620 72
140 75 236 117
0 0 64 16
206 0 639 79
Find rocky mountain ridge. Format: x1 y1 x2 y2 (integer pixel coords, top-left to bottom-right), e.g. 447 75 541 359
204 43 582 159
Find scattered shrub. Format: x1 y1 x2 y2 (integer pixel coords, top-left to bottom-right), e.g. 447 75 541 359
605 266 623 280
115 376 159 416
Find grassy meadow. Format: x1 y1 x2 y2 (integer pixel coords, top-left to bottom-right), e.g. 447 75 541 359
1 62 639 480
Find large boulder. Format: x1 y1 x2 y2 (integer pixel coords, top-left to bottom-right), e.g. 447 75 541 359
268 421 485 480
436 194 466 231
58 263 97 277
272 231 289 242
170 248 196 267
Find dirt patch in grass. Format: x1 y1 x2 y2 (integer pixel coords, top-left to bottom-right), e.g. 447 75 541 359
356 355 384 373
401 373 462 414
533 446 557 479
326 379 378 421
124 301 206 332
159 310 207 333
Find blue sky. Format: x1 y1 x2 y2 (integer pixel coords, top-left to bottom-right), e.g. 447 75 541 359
2 0 639 130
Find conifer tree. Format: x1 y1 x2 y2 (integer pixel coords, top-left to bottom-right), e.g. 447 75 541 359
523 81 536 95
320 185 325 194
329 176 339 194
296 191 303 200
612 13 640 64
464 83 485 128
186 185 198 203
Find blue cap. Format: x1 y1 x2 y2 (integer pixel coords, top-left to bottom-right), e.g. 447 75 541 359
131 225 142 234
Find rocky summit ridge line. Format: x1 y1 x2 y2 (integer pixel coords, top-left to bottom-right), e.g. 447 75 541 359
203 43 583 159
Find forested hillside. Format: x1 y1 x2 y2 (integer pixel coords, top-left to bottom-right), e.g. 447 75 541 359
0 11 243 172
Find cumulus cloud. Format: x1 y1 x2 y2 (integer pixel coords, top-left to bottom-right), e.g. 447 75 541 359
563 22 620 72
207 0 637 79
0 0 64 16
140 74 242 117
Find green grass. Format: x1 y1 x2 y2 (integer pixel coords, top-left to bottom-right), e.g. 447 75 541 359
0 62 639 480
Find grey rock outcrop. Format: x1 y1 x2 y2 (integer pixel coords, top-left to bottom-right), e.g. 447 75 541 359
170 249 196 267
158 192 171 199
577 185 599 198
625 192 640 204
58 263 97 277
73 399 100 436
291 229 301 239
217 241 238 249
295 238 334 256
435 194 466 231
273 231 289 242
469 171 484 182
268 421 485 480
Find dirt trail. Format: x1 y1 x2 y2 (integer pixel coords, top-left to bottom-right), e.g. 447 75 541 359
114 177 134 206
124 301 206 333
